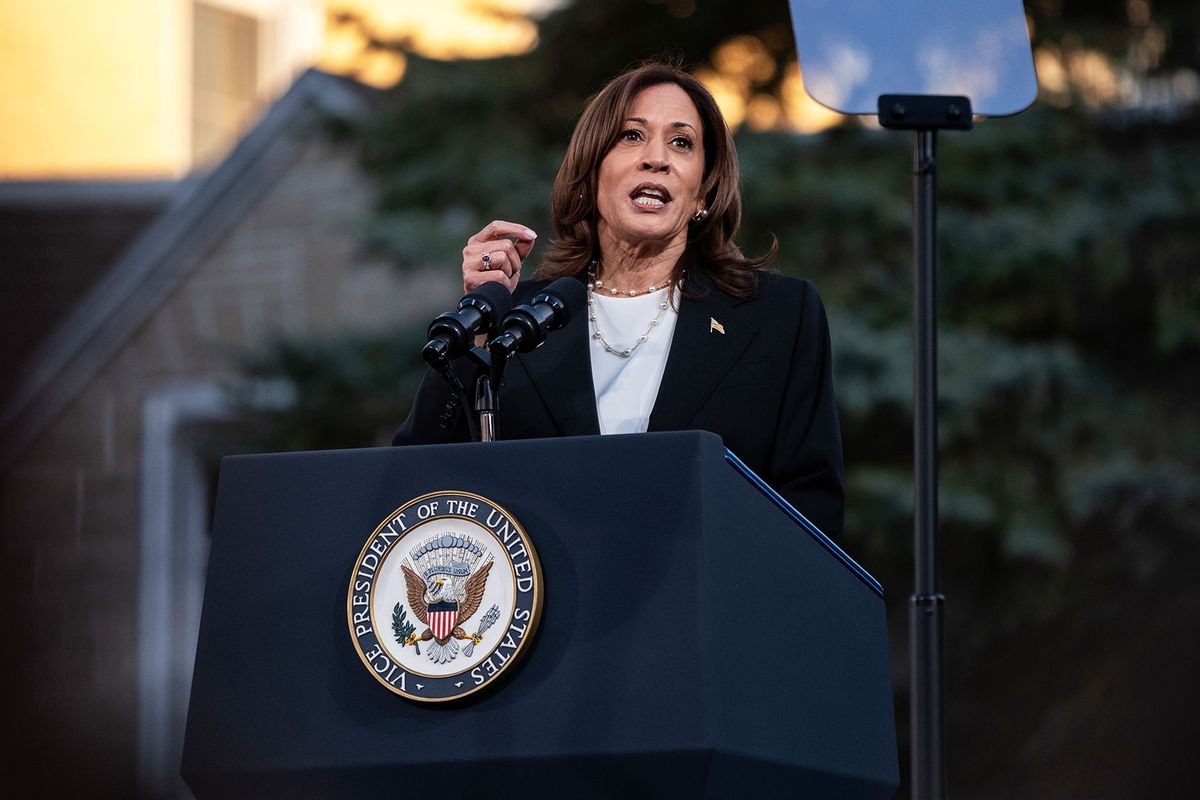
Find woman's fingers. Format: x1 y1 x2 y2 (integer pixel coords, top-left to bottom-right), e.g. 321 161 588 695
462 222 536 294
463 249 519 292
469 247 516 279
467 220 538 247
513 236 536 262
463 268 514 292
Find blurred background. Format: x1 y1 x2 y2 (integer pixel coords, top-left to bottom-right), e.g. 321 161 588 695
1 1 1197 797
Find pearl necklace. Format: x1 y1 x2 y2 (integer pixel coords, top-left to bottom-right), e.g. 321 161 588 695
586 267 679 358
591 275 674 297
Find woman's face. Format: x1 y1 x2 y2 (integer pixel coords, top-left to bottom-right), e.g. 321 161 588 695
595 82 706 253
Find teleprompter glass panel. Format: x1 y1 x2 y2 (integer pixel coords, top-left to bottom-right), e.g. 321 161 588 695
789 0 1038 116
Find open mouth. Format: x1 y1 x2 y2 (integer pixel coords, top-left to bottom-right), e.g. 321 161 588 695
630 183 671 208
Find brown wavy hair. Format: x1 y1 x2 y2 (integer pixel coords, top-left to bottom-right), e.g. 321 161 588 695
535 61 775 299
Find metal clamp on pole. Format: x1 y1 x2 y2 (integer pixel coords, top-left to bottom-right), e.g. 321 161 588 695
465 346 498 442
878 94 974 131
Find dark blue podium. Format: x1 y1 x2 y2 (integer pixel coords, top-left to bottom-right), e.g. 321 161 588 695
182 431 898 797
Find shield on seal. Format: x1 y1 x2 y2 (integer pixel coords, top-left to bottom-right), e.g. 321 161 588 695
427 601 458 640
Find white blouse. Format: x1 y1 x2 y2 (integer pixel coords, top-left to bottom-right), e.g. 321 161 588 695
588 287 679 435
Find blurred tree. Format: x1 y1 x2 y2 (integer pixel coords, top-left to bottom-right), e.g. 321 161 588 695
240 1 1200 796
234 329 428 451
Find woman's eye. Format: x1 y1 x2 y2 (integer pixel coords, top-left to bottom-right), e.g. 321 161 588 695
671 136 694 150
620 129 643 142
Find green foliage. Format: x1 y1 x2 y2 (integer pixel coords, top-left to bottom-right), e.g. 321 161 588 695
393 602 420 654
231 328 428 452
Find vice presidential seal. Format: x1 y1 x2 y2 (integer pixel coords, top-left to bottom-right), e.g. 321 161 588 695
347 491 542 702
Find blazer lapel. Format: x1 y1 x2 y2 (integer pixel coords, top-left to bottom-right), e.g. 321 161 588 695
511 298 601 436
648 273 756 432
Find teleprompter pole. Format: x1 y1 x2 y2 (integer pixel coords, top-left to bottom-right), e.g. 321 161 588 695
878 94 971 800
910 127 944 800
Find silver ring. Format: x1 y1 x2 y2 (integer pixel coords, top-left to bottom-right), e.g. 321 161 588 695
481 251 491 267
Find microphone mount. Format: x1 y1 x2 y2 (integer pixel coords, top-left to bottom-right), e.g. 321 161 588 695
480 278 586 440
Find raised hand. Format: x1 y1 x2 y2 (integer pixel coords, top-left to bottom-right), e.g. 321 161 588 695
462 220 538 293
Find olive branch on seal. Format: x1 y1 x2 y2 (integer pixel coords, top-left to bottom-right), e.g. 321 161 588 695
392 603 419 655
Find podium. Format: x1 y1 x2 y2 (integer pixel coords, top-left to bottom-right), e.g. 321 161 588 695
182 431 898 797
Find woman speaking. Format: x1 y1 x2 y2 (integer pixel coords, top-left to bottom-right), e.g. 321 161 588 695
395 62 845 539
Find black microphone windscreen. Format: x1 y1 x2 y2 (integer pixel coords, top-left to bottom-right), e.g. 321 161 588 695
540 277 588 325
465 280 514 320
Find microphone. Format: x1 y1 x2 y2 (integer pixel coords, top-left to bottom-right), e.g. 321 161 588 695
488 277 587 359
422 282 513 365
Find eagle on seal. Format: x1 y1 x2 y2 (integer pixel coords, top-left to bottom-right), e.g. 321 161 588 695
400 561 492 663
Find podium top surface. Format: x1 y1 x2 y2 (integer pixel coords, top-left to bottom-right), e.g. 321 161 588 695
722 445 881 597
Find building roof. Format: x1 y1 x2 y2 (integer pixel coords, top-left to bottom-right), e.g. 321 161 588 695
0 69 376 467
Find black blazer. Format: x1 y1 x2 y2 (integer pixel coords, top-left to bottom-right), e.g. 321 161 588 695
394 269 845 538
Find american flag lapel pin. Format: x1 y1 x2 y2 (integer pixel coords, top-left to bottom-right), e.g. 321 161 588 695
709 317 725 335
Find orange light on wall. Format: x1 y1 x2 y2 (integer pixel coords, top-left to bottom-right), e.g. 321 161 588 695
1 0 557 180
0 0 189 179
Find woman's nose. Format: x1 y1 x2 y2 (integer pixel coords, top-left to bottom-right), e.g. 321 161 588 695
640 135 672 172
